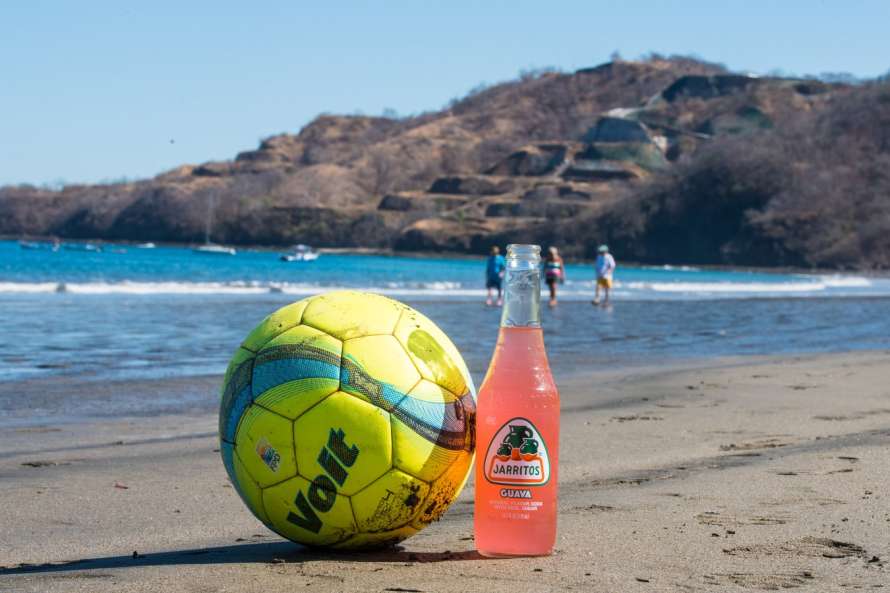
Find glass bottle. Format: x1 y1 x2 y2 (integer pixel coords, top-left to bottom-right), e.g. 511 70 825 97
474 244 560 557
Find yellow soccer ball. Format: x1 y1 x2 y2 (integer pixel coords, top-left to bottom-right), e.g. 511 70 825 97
219 291 476 548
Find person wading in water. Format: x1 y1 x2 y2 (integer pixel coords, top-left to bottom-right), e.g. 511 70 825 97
592 244 616 306
485 246 507 306
543 246 565 307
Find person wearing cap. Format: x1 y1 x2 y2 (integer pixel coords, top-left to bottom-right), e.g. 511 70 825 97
485 245 507 306
593 244 616 306
543 246 565 307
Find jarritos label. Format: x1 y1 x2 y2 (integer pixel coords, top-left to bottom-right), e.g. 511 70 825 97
483 417 550 486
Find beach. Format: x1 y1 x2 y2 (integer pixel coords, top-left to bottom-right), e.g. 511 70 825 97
2 350 888 592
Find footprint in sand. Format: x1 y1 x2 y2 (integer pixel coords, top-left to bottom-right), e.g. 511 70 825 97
719 438 791 452
759 496 846 507
815 409 890 421
788 383 820 391
696 511 789 527
723 536 868 560
20 460 70 468
703 571 814 589
609 414 664 422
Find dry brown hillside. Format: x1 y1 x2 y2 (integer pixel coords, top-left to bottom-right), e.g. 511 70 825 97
4 56 888 269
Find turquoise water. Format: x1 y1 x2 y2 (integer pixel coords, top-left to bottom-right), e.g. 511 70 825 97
1 240 890 425
2 240 887 299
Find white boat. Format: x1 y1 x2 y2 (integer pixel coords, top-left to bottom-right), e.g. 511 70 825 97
136 242 156 249
19 240 48 250
194 244 236 256
280 244 319 262
63 242 102 252
20 240 61 252
193 193 236 255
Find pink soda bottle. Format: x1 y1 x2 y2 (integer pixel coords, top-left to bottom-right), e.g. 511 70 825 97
474 244 560 557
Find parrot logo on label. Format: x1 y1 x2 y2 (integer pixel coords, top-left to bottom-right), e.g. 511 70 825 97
483 418 550 486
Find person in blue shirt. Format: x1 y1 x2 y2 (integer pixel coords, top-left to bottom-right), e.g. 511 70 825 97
485 246 506 306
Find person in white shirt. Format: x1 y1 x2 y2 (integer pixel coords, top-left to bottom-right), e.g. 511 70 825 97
592 244 616 306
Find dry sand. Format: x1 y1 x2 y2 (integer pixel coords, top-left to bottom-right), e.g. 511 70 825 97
1 351 888 592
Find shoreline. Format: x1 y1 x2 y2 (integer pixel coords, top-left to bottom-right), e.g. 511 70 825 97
2 350 889 591
5 238 890 276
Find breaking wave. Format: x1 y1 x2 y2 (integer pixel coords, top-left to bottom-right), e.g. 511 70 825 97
0 280 480 297
0 275 884 300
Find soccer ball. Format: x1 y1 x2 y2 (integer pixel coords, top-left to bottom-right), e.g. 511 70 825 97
219 291 476 549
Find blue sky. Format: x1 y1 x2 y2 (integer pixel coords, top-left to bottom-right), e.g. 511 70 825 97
2 0 889 186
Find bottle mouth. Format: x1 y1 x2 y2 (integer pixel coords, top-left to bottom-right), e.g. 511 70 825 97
506 244 541 262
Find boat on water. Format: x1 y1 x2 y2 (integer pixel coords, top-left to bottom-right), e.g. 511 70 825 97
193 193 237 255
136 242 156 249
19 240 58 251
194 243 237 256
63 242 102 252
280 244 319 262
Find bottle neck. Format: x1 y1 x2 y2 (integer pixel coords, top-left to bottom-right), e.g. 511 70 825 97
500 248 542 328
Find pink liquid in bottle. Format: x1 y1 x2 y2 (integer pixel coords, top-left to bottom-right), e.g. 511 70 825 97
474 244 560 557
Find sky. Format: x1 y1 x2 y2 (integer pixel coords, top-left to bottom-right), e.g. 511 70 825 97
2 0 889 186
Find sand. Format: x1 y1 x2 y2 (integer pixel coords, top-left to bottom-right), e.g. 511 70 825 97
1 351 888 592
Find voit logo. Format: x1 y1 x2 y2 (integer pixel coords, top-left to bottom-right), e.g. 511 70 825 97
483 417 550 486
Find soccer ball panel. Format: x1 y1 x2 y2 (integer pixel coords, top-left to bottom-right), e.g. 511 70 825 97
263 476 355 547
393 307 474 398
293 391 392 496
411 451 473 530
251 324 342 399
249 323 342 419
392 415 463 482
391 379 475 455
241 300 308 352
254 378 338 421
222 347 254 393
258 322 343 352
301 291 404 341
340 335 421 405
351 469 429 533
406 378 458 404
219 357 254 445
234 405 297 488
233 447 271 526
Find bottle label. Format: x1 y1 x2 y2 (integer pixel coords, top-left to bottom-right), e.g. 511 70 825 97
483 417 550 486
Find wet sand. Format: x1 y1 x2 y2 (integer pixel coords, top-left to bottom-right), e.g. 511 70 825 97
1 351 888 592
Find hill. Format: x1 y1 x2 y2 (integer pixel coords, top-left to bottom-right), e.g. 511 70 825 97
3 56 888 269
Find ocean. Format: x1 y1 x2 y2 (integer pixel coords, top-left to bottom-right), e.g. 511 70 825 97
2 240 889 425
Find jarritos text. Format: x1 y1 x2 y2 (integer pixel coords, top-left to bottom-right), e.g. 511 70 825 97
483 417 550 486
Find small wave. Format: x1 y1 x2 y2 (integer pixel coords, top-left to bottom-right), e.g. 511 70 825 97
625 281 830 293
383 281 464 291
0 281 481 297
0 274 883 300
0 281 274 295
641 265 701 272
0 282 62 293
817 275 872 288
